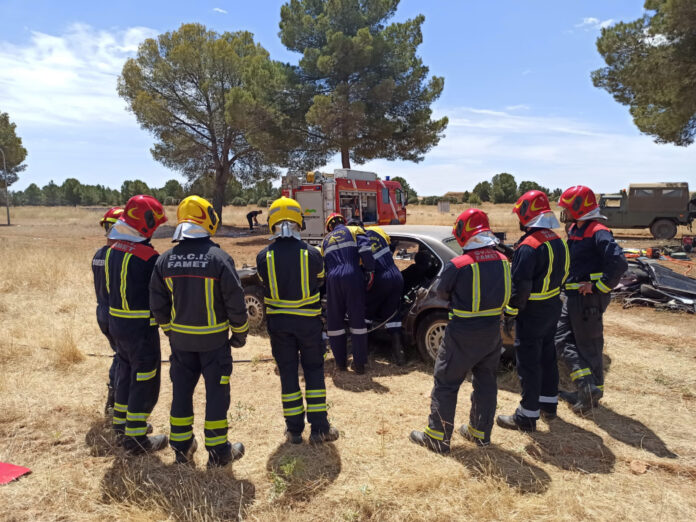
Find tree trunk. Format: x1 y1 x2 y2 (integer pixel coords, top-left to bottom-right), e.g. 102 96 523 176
341 146 351 169
213 166 228 226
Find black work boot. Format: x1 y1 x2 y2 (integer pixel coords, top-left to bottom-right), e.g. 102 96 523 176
207 442 245 468
571 381 602 414
104 384 115 417
496 414 536 432
391 332 406 366
174 438 198 465
351 361 366 375
540 410 557 422
559 390 578 404
457 424 490 447
124 434 169 455
285 430 303 445
310 426 340 444
409 430 450 454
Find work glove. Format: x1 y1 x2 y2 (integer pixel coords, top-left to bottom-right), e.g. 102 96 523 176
229 332 247 348
365 271 375 291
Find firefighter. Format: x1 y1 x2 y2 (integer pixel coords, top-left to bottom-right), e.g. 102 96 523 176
92 206 124 415
496 191 569 432
256 197 340 444
106 195 168 454
555 186 627 413
410 209 511 452
348 220 406 366
322 213 375 374
150 196 249 467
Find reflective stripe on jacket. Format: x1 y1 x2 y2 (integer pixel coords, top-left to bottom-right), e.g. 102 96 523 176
321 224 375 277
365 226 396 274
150 238 248 352
256 238 324 318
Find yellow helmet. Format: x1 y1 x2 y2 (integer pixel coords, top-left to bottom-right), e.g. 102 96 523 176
176 195 220 236
268 196 303 231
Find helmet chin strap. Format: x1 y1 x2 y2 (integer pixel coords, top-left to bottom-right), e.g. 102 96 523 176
271 221 302 240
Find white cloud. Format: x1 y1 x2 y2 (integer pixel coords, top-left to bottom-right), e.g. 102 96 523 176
0 23 157 126
213 7 228 14
323 107 696 195
575 17 614 31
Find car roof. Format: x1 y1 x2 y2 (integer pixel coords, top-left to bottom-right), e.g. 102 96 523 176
379 225 458 262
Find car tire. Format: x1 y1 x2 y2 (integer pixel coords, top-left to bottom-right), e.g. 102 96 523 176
244 285 265 329
650 219 677 240
416 310 449 362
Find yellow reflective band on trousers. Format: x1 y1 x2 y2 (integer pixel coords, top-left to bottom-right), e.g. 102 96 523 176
109 307 151 319
119 253 132 311
105 248 111 293
424 426 444 441
306 403 327 412
126 411 149 422
266 307 321 317
113 402 127 413
112 417 126 425
283 405 305 417
597 384 605 391
204 278 217 327
205 435 228 447
204 419 228 430
282 391 302 402
136 368 157 381
170 430 193 442
305 389 326 398
125 426 148 437
170 321 230 335
467 425 485 440
267 250 280 300
570 368 592 381
170 415 194 426
220 375 230 385
471 263 481 312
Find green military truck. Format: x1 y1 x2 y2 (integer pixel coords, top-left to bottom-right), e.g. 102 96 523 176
598 183 696 239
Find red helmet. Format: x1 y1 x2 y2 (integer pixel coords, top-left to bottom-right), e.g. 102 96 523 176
325 212 345 233
453 208 491 246
99 206 124 232
122 195 167 238
513 190 551 226
558 186 598 221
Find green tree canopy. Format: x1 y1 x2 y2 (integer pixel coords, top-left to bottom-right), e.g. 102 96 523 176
0 111 28 188
61 178 83 206
118 23 289 219
592 0 696 145
24 183 42 205
42 181 62 206
279 0 448 168
491 172 517 204
121 180 151 201
391 176 416 198
472 181 491 202
517 180 550 198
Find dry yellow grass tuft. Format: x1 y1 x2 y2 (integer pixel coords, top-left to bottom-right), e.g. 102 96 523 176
0 206 695 521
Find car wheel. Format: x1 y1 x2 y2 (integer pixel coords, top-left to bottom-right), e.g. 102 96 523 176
244 285 265 329
650 219 677 240
416 310 449 362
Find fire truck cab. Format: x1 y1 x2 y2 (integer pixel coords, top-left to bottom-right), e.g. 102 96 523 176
281 169 407 243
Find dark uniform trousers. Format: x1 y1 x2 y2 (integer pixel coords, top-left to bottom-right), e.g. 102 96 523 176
427 319 501 445
555 292 611 390
366 266 404 332
97 313 119 388
111 324 161 445
169 343 232 455
327 272 368 366
268 315 330 435
514 297 562 424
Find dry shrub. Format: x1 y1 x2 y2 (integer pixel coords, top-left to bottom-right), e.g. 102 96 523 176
54 329 86 369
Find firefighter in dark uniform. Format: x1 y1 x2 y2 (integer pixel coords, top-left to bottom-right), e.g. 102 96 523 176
256 197 340 444
352 222 406 366
555 185 628 413
322 213 376 374
496 191 569 432
410 209 511 452
106 195 168 453
92 206 124 415
150 196 249 467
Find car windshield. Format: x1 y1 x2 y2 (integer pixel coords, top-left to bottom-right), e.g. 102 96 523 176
442 237 462 255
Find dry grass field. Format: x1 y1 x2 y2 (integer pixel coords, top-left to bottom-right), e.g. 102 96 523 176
1 205 695 521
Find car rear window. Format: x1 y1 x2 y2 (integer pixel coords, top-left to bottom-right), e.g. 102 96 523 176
442 237 462 255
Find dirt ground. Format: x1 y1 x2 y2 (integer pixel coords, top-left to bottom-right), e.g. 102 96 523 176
0 205 695 521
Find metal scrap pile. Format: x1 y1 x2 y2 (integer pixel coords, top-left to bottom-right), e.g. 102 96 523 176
613 259 696 313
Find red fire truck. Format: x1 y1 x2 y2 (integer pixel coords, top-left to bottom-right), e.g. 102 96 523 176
281 169 407 242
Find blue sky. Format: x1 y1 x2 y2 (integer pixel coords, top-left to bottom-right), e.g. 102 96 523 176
1 0 694 195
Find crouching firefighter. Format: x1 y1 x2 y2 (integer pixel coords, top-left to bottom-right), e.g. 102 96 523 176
411 209 511 452
256 197 340 444
322 213 376 374
349 221 406 366
497 191 569 432
150 196 249 467
92 206 123 416
106 195 168 454
555 186 627 413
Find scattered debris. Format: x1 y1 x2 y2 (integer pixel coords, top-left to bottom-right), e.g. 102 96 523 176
614 259 696 313
0 462 31 485
630 460 649 475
